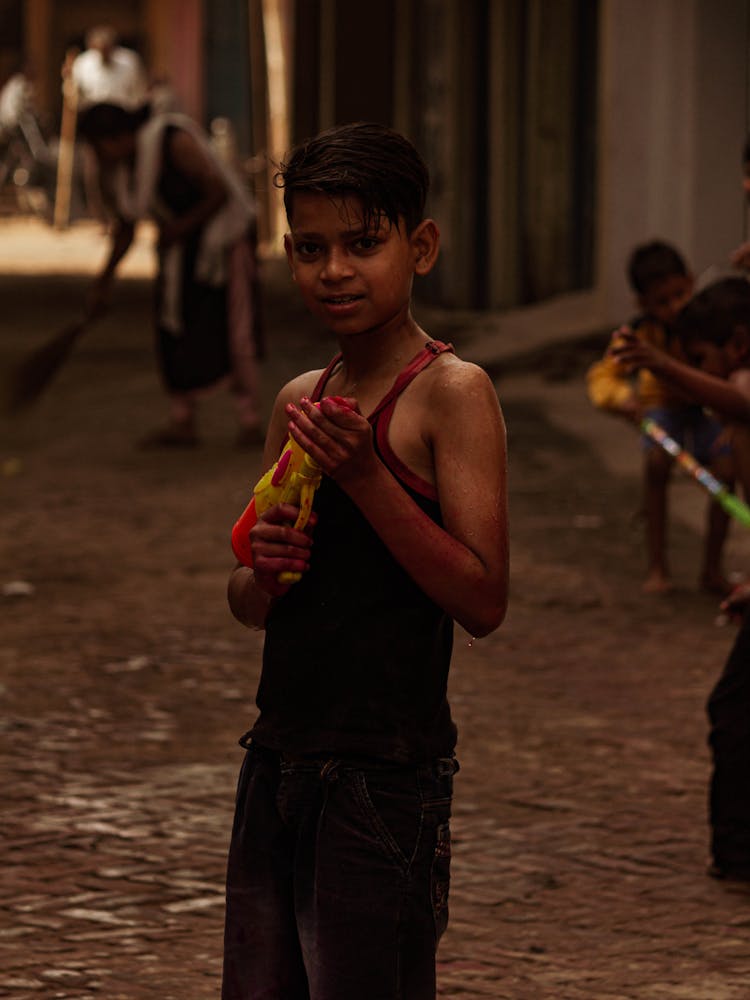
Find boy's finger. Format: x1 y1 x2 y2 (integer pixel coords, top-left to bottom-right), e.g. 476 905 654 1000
259 503 311 530
319 395 361 424
295 398 349 443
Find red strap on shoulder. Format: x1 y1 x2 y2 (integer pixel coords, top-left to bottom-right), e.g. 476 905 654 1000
372 340 454 500
310 354 343 403
310 341 453 413
306 340 453 499
369 340 454 423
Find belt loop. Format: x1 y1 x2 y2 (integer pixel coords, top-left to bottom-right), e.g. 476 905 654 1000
320 759 339 781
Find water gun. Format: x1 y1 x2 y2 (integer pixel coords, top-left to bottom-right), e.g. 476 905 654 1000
641 417 750 527
231 397 350 583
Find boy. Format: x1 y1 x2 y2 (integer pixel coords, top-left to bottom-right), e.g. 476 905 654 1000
586 241 729 594
222 122 508 999
613 276 750 880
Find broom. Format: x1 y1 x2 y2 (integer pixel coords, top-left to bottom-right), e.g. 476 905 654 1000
2 316 95 413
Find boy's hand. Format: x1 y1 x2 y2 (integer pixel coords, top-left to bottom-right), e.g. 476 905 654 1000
609 325 669 373
720 582 750 622
285 396 377 486
730 241 750 271
249 502 315 597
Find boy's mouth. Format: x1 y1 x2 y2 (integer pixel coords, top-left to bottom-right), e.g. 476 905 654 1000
321 294 363 304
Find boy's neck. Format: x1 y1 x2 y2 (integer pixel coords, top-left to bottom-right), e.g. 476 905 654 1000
333 311 429 383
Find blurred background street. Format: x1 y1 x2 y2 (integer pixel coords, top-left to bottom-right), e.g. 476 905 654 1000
2 220 750 998
3 0 750 997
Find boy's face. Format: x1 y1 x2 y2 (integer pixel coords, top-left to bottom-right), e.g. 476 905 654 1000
283 192 437 337
684 339 730 378
685 328 750 377
638 273 694 329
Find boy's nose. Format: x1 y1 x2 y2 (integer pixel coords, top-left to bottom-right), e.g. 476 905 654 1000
320 248 354 280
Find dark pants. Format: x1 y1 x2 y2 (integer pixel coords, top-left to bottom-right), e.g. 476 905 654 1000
222 741 457 1000
707 610 750 873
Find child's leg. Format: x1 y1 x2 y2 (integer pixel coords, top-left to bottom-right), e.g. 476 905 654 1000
642 446 673 592
222 745 309 1000
296 757 456 1000
707 612 750 878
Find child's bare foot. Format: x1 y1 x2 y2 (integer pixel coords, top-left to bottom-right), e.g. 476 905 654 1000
642 570 674 594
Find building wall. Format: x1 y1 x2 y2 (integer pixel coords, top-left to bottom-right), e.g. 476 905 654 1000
691 0 748 275
7 0 749 335
598 0 748 325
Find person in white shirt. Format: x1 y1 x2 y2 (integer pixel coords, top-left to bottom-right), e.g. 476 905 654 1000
63 26 147 222
70 25 146 110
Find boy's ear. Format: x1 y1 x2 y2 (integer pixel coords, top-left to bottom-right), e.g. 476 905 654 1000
283 233 296 279
411 219 440 276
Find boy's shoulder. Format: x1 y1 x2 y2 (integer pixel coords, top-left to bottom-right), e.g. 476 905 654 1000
400 345 496 408
408 347 502 438
277 368 329 405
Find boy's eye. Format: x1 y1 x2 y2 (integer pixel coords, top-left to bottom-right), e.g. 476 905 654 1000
353 235 380 252
295 242 321 258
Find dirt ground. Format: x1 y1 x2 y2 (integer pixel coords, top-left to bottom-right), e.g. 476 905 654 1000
2 221 750 999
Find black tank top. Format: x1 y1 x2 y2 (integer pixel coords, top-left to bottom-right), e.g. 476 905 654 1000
249 341 458 763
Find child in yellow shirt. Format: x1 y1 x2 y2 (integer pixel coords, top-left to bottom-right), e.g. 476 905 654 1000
612 276 750 878
587 241 730 594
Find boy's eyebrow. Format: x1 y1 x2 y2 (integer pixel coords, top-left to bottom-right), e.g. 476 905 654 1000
291 222 386 240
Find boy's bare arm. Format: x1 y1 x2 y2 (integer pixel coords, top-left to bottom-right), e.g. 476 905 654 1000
612 328 750 423
287 363 508 638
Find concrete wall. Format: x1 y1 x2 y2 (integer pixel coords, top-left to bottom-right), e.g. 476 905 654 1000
690 0 748 275
598 0 748 324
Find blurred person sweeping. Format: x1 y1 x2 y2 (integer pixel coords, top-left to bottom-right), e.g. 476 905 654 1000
78 101 263 448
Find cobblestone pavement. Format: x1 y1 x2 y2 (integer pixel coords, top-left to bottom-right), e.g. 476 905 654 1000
2 222 750 998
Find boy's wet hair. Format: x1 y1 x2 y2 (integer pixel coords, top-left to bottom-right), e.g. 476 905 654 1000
276 122 429 233
675 277 750 347
78 102 150 142
627 240 688 295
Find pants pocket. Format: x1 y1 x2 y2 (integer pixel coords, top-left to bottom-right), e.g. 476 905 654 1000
349 769 424 874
